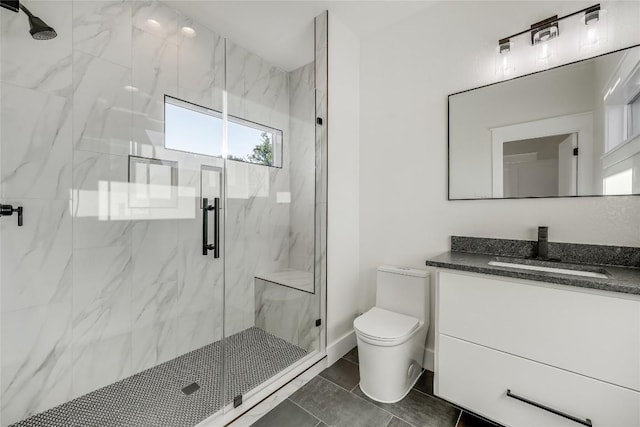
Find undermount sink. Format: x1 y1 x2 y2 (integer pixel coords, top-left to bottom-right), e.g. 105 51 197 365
488 259 609 279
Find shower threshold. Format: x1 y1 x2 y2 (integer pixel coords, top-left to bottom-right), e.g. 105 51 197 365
11 327 308 427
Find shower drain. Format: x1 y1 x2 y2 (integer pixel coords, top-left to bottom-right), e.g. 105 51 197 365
181 382 200 396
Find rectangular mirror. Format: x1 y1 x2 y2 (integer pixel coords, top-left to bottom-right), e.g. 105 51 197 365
449 44 640 200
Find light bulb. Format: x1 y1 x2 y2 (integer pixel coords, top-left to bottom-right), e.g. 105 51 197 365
580 8 607 52
495 40 514 77
587 28 599 46
534 38 556 69
181 26 196 38
146 19 161 30
538 43 550 60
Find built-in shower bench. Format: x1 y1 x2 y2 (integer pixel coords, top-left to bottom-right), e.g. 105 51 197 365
254 269 318 353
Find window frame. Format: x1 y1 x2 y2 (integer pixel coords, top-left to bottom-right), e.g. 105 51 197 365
164 95 283 168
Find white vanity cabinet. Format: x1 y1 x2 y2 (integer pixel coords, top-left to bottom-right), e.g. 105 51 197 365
435 270 640 427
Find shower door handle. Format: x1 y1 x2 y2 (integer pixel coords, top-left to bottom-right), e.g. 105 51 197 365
212 197 220 259
202 197 220 258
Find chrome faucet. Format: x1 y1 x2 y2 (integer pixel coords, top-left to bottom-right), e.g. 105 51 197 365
537 226 549 260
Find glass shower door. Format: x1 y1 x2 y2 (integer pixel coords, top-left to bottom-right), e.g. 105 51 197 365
221 16 323 410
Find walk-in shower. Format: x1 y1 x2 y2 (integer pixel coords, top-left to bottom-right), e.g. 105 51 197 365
0 2 327 426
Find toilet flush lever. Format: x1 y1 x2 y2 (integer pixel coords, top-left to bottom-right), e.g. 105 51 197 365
0 204 23 227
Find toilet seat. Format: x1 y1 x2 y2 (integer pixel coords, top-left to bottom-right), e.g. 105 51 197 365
354 307 420 344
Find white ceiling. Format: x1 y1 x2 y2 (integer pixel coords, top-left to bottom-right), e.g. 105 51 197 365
165 1 436 71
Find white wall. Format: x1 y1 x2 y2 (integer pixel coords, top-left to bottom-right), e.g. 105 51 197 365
359 0 640 367
327 12 361 360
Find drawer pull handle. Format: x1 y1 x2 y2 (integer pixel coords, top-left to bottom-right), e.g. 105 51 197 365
506 389 592 427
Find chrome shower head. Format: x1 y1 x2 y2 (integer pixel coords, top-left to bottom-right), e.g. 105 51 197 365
20 4 57 40
0 1 57 40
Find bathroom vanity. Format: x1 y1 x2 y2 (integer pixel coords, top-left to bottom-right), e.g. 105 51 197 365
427 237 640 427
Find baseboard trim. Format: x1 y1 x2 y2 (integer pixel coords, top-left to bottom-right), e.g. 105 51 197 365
327 330 356 365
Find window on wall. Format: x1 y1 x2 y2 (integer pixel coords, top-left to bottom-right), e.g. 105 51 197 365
164 96 282 167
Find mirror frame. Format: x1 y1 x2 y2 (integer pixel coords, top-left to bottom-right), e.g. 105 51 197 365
447 43 640 201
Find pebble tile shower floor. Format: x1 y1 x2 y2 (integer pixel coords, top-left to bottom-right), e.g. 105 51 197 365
11 327 308 427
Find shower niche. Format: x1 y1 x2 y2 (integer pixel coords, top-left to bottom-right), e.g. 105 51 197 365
0 2 327 426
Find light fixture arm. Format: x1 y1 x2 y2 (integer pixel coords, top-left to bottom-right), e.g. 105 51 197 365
497 4 600 47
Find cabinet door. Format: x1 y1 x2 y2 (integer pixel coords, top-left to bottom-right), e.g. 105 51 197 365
438 271 640 390
437 334 640 427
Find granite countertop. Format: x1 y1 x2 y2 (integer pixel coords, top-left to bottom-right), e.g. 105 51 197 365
425 237 640 296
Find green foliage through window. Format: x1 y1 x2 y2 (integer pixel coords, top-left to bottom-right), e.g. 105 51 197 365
246 132 273 166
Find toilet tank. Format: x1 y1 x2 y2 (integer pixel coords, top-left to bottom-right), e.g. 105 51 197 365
376 266 430 322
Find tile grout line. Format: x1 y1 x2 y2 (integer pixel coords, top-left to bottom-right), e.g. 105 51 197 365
384 414 420 427
410 387 432 398
454 409 463 427
318 373 359 394
318 364 452 427
340 354 430 427
339 356 359 367
313 376 394 426
286 398 325 426
343 383 417 427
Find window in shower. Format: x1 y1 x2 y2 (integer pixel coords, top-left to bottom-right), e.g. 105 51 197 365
165 96 223 157
227 117 282 168
164 96 282 167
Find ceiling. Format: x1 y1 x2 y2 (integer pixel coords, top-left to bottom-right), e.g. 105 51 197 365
165 1 436 71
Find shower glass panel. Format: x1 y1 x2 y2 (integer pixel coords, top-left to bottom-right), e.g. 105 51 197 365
222 17 323 410
0 2 229 425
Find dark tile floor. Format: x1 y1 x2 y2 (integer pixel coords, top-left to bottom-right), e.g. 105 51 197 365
251 347 501 427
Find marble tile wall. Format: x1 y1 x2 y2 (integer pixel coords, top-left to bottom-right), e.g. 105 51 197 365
289 62 316 273
0 1 227 424
1 3 74 424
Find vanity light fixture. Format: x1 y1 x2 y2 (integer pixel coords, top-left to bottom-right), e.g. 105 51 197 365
499 38 511 54
495 38 515 77
495 4 604 75
531 16 558 67
584 5 600 25
531 16 559 45
580 4 607 52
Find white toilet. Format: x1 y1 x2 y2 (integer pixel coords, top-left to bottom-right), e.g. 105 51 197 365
354 266 430 403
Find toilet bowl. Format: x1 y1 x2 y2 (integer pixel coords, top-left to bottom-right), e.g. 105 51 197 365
354 266 429 403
